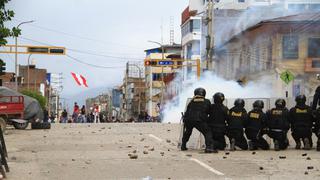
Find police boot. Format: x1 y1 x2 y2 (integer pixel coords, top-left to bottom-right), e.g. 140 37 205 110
303 138 311 150
317 140 320 151
181 142 188 151
230 138 236 151
248 141 257 151
295 140 301 150
205 144 218 153
274 140 280 151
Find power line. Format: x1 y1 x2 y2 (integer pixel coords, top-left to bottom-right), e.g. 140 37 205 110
19 37 144 61
13 19 144 50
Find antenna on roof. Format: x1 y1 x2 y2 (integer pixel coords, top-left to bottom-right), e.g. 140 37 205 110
170 16 174 45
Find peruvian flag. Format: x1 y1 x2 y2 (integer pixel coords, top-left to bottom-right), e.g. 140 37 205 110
71 72 88 87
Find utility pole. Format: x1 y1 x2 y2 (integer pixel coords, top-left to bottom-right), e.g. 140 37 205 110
206 0 214 71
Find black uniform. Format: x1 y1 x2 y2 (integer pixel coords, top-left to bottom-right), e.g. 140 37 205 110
208 103 228 150
314 108 320 151
227 106 248 150
182 96 214 151
245 109 270 150
266 107 290 150
312 86 320 110
289 105 314 149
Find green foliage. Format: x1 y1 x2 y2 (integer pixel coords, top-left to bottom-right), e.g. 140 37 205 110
21 90 47 110
0 0 20 45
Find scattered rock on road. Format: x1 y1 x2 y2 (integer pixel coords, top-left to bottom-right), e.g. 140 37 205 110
306 157 311 160
160 152 165 156
166 139 171 143
302 153 307 156
186 154 192 157
11 156 17 161
143 151 149 154
252 152 256 155
72 159 75 161
149 147 155 151
305 171 309 175
279 156 286 159
259 167 264 170
307 166 314 170
140 138 145 142
129 154 138 159
225 152 230 155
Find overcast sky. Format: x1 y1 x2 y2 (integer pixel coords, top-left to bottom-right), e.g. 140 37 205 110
1 0 188 98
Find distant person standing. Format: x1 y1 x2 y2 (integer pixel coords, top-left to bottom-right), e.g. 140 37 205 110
43 108 49 123
80 105 86 123
312 86 320 110
94 105 100 123
61 109 68 123
73 102 80 123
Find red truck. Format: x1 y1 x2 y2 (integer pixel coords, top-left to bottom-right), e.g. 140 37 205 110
0 96 29 130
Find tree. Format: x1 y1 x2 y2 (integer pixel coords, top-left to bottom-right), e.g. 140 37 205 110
21 90 47 110
0 0 20 45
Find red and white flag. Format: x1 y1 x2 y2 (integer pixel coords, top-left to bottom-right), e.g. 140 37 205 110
71 72 88 87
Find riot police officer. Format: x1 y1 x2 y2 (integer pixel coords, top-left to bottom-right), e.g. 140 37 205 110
266 99 290 151
181 88 216 153
289 95 315 150
208 92 228 151
312 86 320 110
314 109 320 151
245 100 270 150
227 99 248 151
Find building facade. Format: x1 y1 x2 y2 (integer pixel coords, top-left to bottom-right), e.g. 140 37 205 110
215 13 320 97
144 45 182 117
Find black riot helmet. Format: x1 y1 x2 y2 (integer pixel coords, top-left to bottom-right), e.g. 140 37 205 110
253 100 264 110
275 99 286 108
194 88 206 97
295 95 306 105
213 92 225 104
234 98 245 108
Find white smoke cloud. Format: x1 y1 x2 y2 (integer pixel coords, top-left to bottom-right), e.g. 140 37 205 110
162 72 275 123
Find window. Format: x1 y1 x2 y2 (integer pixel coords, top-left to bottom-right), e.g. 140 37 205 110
238 0 245 2
312 61 320 68
283 35 299 59
191 19 200 32
308 38 320 58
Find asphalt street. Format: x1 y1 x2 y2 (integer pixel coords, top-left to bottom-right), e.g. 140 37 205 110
3 123 320 180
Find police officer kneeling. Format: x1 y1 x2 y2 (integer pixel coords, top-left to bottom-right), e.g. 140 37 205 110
245 100 270 150
266 99 290 151
181 88 216 153
208 92 229 151
227 99 248 151
289 95 314 150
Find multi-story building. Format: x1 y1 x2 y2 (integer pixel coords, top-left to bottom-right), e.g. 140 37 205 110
215 12 320 97
187 0 320 71
120 62 146 121
144 45 182 117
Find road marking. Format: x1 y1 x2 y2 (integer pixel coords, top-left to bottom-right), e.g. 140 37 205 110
148 134 163 142
189 158 225 176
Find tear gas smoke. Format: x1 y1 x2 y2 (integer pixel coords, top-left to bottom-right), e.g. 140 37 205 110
162 72 275 123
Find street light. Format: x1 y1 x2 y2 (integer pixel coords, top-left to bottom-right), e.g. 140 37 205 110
27 54 33 90
15 20 35 91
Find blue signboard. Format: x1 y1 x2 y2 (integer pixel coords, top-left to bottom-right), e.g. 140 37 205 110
46 73 51 85
158 61 174 66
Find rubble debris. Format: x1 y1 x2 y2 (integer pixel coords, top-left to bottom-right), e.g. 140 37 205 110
259 167 264 170
160 152 165 156
167 129 171 132
144 146 149 148
306 157 311 160
11 156 17 161
166 139 171 143
225 152 230 155
127 145 132 148
129 154 138 159
132 150 137 153
101 127 106 130
252 152 256 155
72 159 75 161
279 156 286 159
307 166 314 170
302 153 307 156
143 151 149 154
140 138 145 142
108 127 111 129
149 147 155 151
186 154 192 157
305 171 309 175
223 156 227 159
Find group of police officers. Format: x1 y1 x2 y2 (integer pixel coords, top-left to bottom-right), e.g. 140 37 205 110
181 87 320 153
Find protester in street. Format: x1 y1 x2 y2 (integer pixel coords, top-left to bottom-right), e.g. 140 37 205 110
80 105 86 123
43 108 49 123
61 109 68 123
227 99 248 151
289 95 314 150
266 99 290 151
245 100 270 150
73 102 80 123
208 92 228 151
181 88 215 153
